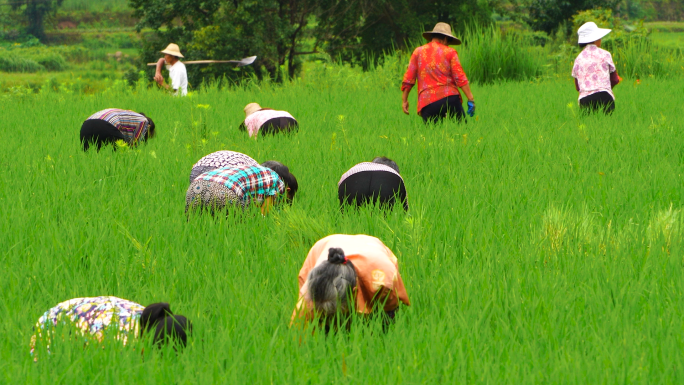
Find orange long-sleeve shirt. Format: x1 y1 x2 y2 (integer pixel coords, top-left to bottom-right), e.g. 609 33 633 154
402 41 469 114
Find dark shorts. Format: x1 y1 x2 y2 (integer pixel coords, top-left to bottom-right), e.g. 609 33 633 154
338 170 408 211
421 95 466 124
260 117 299 135
80 119 125 152
579 91 615 115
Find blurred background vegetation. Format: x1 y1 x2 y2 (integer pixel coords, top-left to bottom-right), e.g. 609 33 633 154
0 0 682 93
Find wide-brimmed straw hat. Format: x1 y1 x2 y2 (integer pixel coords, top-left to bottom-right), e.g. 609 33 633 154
577 22 611 44
244 103 262 118
161 43 184 58
422 22 461 45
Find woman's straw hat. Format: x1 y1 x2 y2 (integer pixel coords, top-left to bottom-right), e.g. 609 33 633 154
244 103 262 118
577 22 611 44
422 22 462 45
161 43 184 58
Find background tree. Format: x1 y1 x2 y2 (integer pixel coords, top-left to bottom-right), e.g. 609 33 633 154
131 0 318 84
11 0 65 41
130 0 495 85
527 0 620 34
316 0 493 66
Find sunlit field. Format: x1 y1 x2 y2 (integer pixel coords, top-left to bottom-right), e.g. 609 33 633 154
1 76 684 383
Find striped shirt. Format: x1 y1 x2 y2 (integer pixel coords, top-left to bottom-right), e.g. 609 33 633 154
244 110 296 137
198 165 285 205
87 109 150 144
190 151 260 183
338 162 403 187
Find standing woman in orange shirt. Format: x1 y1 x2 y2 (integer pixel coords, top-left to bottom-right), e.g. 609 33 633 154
402 22 475 124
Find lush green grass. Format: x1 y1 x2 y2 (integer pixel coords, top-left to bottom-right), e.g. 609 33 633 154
1 76 684 383
61 0 131 12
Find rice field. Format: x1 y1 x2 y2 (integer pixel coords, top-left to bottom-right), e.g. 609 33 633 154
1 76 684 383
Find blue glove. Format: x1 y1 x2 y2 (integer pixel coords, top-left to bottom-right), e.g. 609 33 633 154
467 101 475 117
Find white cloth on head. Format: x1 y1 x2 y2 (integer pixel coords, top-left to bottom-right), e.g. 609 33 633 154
167 61 188 96
244 110 295 137
338 162 402 187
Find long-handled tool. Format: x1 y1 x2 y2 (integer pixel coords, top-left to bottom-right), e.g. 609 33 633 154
148 56 257 67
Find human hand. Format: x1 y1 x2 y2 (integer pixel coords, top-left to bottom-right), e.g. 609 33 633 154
402 100 409 115
467 101 475 117
154 72 164 85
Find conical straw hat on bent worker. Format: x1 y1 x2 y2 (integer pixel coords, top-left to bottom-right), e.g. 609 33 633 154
422 22 461 45
244 103 262 118
161 43 184 58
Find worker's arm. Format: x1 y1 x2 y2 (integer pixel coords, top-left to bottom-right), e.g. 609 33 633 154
459 83 474 102
402 88 411 115
154 58 165 85
260 196 275 216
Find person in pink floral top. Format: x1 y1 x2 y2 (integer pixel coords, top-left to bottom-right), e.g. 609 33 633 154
572 22 621 114
402 22 475 124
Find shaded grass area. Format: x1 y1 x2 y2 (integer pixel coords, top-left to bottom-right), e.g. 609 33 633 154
1 78 684 383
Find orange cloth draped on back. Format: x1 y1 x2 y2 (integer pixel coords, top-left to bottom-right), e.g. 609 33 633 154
292 234 410 323
401 41 469 114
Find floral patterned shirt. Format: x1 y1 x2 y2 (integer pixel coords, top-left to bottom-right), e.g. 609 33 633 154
572 44 616 101
401 41 469 114
30 296 144 354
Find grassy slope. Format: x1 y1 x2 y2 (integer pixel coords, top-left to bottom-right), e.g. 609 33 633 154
1 78 683 383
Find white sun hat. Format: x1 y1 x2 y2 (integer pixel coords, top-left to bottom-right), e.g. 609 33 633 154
577 22 612 44
161 43 184 58
244 103 262 118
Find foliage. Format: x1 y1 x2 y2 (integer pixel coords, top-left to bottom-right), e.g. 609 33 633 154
0 55 44 72
2 76 684 383
316 0 493 67
527 0 621 34
459 24 547 83
130 0 495 85
9 0 65 42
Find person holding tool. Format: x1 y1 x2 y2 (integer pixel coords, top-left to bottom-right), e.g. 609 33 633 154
154 43 188 96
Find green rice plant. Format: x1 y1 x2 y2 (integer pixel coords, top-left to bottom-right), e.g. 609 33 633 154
0 56 43 72
1 75 684 383
459 24 547 84
611 36 684 79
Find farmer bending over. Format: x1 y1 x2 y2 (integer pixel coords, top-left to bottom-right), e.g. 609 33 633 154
338 156 408 211
239 103 298 137
185 161 298 216
80 108 155 151
292 234 410 331
189 150 261 184
154 43 188 96
30 296 191 357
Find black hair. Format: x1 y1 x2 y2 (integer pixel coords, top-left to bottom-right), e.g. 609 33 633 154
372 156 400 174
308 248 357 317
579 43 588 48
138 112 156 138
261 160 299 200
140 302 191 348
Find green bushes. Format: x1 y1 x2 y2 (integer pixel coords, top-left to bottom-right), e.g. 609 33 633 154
0 51 68 73
459 25 547 84
611 37 684 79
35 53 68 71
0 56 43 72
